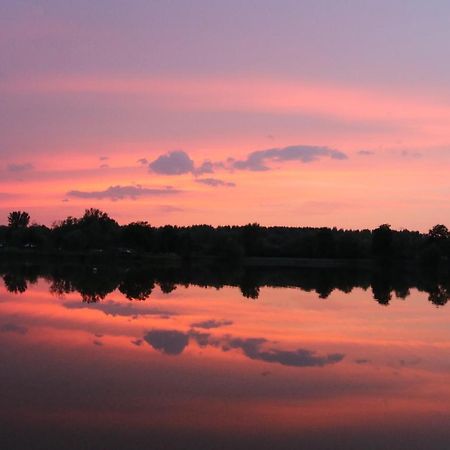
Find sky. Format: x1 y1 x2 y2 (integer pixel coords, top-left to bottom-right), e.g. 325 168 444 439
1 0 450 229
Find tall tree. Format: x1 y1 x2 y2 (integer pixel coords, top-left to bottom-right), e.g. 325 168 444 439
7 211 30 228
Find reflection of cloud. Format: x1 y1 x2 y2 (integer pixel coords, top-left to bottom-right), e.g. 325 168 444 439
399 357 421 367
145 328 344 367
195 178 235 188
357 150 375 156
64 300 174 318
7 162 34 172
144 330 189 355
226 337 344 367
93 340 103 346
355 358 371 364
191 319 233 329
131 339 143 346
0 322 28 335
67 185 180 201
231 145 347 171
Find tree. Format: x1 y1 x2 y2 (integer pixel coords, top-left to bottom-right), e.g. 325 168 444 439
372 224 393 259
7 211 30 228
428 224 449 241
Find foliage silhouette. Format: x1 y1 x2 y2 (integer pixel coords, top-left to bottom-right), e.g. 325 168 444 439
0 210 448 269
2 260 450 307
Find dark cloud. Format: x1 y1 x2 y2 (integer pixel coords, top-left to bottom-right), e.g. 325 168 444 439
149 150 195 175
64 300 174 318
193 160 217 175
67 185 180 201
231 145 347 171
195 178 236 187
93 340 103 346
226 337 345 367
0 322 28 335
147 145 345 178
131 339 143 346
144 328 344 368
137 158 148 165
190 319 234 329
357 150 375 156
355 358 371 364
144 330 189 355
7 162 34 172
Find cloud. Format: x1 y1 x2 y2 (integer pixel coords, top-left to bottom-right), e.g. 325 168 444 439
144 328 344 368
400 150 422 158
193 160 216 175
0 322 28 335
195 178 236 187
231 145 347 171
7 162 34 172
357 150 375 156
137 158 148 165
149 150 194 175
64 300 174 318
67 185 180 201
154 205 184 213
147 145 345 178
190 319 234 329
144 330 189 355
99 156 109 161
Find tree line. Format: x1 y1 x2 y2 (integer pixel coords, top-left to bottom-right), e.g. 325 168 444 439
1 208 450 265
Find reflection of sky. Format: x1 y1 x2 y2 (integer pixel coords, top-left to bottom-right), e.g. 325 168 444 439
1 279 450 448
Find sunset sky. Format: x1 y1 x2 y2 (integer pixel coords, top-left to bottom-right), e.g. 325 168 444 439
2 0 450 229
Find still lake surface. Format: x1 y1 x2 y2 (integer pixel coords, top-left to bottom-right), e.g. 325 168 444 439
1 263 450 449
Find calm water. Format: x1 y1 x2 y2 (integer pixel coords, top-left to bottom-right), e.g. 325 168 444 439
1 264 450 449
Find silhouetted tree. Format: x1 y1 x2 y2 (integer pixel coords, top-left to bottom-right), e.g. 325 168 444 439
8 211 30 228
428 224 449 241
372 224 393 259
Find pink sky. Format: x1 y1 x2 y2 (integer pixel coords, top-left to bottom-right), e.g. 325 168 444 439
1 1 450 230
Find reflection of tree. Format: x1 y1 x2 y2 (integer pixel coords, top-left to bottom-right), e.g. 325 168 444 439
49 278 75 297
371 269 392 305
239 273 260 299
2 260 450 307
3 273 28 293
315 272 334 299
72 268 118 303
428 285 450 306
159 281 177 294
119 270 155 300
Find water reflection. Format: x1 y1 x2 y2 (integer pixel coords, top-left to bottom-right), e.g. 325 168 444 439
1 261 449 306
1 261 450 449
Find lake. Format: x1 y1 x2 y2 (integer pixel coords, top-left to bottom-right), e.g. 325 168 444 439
1 262 450 449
